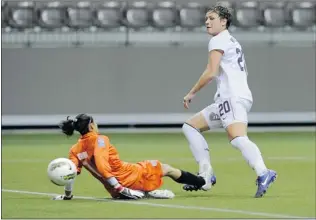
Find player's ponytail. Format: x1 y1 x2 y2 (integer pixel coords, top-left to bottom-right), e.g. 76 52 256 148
59 114 93 136
59 116 75 136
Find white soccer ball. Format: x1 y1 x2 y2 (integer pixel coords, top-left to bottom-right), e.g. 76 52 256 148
47 158 77 186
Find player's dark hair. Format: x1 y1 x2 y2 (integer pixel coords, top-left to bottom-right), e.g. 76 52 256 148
207 4 233 29
59 114 93 136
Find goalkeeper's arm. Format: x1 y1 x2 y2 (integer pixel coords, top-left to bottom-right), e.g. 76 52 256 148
64 180 74 199
93 139 144 199
106 177 144 200
85 161 144 200
53 160 144 200
52 181 74 200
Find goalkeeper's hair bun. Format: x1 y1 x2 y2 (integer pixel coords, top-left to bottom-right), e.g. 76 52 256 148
59 114 94 136
59 116 75 136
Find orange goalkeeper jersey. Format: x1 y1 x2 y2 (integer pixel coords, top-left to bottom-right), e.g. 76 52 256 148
68 132 142 187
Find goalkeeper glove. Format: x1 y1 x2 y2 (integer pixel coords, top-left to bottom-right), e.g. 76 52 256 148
52 194 73 200
114 184 144 200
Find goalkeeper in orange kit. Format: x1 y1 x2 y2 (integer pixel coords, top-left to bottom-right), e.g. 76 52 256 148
53 114 213 200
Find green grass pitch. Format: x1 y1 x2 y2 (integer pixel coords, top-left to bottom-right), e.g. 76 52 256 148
1 132 315 218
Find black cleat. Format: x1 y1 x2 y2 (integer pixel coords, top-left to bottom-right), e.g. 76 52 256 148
183 184 201 191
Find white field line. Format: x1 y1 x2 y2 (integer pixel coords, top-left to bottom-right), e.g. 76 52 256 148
2 189 314 219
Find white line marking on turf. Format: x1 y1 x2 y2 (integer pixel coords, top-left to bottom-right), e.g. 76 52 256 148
2 189 313 219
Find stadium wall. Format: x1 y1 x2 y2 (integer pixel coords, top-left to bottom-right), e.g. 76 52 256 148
2 43 315 129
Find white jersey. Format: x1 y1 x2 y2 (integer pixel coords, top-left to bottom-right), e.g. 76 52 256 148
208 30 253 102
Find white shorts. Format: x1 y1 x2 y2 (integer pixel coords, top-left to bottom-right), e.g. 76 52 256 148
201 97 252 129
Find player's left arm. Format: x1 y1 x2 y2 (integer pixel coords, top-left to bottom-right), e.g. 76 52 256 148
94 136 144 199
190 50 222 95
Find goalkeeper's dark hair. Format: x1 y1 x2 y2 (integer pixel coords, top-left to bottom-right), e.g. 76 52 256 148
207 4 233 29
59 114 94 136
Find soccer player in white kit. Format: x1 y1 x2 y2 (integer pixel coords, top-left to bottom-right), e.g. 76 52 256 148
181 5 277 198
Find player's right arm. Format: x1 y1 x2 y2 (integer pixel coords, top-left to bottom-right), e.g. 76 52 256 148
53 145 82 200
69 147 83 175
183 36 226 109
64 147 83 198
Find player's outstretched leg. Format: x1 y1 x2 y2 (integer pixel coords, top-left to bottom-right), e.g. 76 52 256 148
182 111 219 191
182 122 211 173
162 164 215 191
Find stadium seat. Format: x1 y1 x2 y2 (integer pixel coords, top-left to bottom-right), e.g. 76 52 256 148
7 1 36 29
215 1 233 9
179 2 206 28
262 2 286 27
235 1 261 28
152 1 177 29
2 0 314 32
124 1 150 29
38 2 66 29
94 1 124 29
290 2 315 28
66 1 93 29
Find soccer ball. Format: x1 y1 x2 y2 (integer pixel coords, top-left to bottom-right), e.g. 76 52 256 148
47 158 77 186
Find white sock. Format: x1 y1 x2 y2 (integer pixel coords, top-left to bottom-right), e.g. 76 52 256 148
231 136 268 176
182 123 212 174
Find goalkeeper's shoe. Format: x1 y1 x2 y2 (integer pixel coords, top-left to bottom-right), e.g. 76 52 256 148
183 175 216 192
255 169 277 198
145 190 175 199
